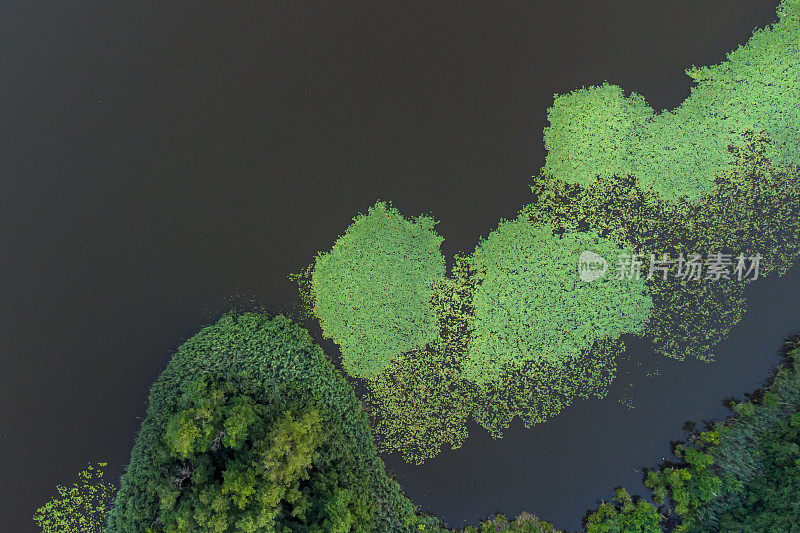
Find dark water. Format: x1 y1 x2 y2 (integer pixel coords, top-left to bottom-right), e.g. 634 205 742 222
0 1 787 530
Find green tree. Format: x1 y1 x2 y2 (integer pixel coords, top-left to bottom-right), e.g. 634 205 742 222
585 488 661 533
643 341 800 531
148 376 339 532
107 313 417 532
718 413 800 532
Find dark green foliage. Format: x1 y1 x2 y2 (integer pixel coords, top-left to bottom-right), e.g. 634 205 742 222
460 513 562 533
718 413 800 532
150 374 368 532
106 313 415 532
645 343 800 532
584 488 660 533
404 512 562 533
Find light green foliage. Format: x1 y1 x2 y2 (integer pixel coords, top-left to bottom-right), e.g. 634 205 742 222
465 216 652 384
526 133 800 362
337 136 800 462
311 201 445 378
365 259 476 463
362 134 800 461
365 343 473 464
300 1 800 465
287 264 315 320
680 0 800 172
107 313 416 532
365 253 623 463
33 463 115 533
542 83 652 189
645 279 746 363
630 134 800 361
585 488 660 533
542 0 800 201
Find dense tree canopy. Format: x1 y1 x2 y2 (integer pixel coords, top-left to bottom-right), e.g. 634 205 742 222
584 488 660 533
311 201 445 378
147 374 369 532
106 313 416 532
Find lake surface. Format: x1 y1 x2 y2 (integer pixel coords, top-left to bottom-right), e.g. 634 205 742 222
0 2 789 530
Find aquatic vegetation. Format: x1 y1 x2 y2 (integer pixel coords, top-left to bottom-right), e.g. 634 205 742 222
310 201 445 379
42 330 800 531
527 133 800 362
33 463 115 533
365 252 625 462
307 140 800 462
541 83 653 193
296 0 800 464
29 1 800 531
542 0 800 201
106 313 417 532
465 217 652 384
365 343 473 464
471 337 621 439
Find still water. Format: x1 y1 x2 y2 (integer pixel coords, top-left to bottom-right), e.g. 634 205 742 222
0 2 789 530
